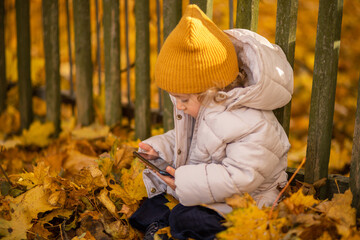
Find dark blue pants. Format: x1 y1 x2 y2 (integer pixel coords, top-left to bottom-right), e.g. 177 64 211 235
129 194 226 240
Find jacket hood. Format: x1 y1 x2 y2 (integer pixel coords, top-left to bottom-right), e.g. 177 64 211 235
221 29 294 111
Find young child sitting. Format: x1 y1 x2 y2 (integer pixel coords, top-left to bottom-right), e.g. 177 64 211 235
129 4 293 240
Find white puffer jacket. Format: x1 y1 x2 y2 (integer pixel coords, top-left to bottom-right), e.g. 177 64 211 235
141 29 294 213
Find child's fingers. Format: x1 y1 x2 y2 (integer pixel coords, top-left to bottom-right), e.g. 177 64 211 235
166 166 175 176
138 142 151 151
156 172 176 190
138 142 158 156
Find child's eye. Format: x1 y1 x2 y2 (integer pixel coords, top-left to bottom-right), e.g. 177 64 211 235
180 99 189 103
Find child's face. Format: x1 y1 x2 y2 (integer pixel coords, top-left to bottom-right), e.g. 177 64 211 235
170 93 201 118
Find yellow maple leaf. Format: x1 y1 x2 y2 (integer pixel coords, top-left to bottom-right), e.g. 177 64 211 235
282 188 320 214
0 186 58 239
10 162 55 190
71 124 109 140
316 190 356 238
217 201 288 240
108 159 146 215
21 121 55 147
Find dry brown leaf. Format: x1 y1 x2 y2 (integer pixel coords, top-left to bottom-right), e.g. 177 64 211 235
28 222 52 239
39 208 73 223
316 190 356 238
72 231 97 240
62 149 98 176
77 215 111 240
102 219 129 239
0 186 58 239
113 144 136 169
48 190 67 207
72 166 107 191
78 211 101 222
97 189 119 219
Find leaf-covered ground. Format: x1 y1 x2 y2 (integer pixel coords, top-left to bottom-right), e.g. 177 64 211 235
0 122 360 239
1 0 360 239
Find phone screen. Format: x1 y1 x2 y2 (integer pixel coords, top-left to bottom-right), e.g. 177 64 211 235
133 151 173 177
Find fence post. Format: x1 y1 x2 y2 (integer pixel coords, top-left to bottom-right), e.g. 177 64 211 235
350 75 360 217
0 0 6 114
16 0 33 130
305 0 343 197
273 0 298 135
73 0 94 126
135 0 151 140
235 0 259 31
190 0 213 18
161 0 182 132
103 0 121 127
42 0 60 136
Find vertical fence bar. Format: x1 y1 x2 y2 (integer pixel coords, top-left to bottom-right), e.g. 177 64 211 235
135 0 151 140
125 0 131 124
162 0 182 132
103 0 121 127
16 0 33 130
190 0 213 18
229 0 233 29
305 0 343 197
65 0 74 98
235 0 259 31
0 0 6 114
156 0 163 114
42 0 61 136
273 0 298 135
95 0 102 95
350 75 360 217
73 0 94 126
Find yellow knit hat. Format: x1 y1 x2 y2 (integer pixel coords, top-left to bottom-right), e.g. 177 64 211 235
155 4 239 94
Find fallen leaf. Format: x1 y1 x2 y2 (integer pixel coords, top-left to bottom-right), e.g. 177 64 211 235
282 188 320 215
97 189 119 218
62 150 98 176
0 186 58 239
225 193 256 209
102 219 129 239
164 194 179 210
21 121 55 147
72 166 108 191
71 124 109 140
316 189 356 238
48 190 67 207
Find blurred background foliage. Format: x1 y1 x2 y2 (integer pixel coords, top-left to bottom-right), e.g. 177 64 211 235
1 0 360 175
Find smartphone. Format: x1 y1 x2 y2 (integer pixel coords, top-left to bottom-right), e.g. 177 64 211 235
133 151 173 177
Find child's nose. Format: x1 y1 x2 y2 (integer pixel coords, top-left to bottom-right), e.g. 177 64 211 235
176 101 185 110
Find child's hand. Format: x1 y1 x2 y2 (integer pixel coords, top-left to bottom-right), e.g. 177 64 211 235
156 166 176 190
138 142 159 156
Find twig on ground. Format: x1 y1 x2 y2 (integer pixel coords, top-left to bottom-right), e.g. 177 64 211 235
268 157 306 219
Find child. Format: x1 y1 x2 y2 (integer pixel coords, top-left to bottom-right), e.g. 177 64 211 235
129 4 293 240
